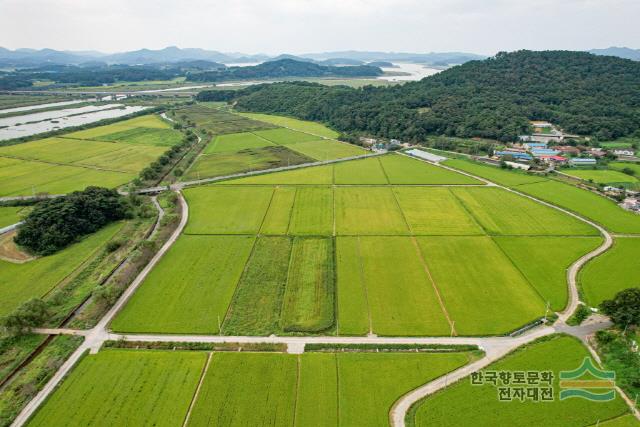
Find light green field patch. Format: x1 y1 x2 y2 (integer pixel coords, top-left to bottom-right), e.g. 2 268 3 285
239 112 340 139
338 352 471 427
289 187 333 235
517 180 640 234
189 352 297 427
609 162 640 176
295 353 338 427
184 186 273 234
410 336 630 427
335 187 409 235
580 237 640 306
0 206 23 228
260 186 297 234
563 169 638 184
416 236 546 335
444 158 547 186
334 157 389 184
494 236 603 311
286 139 366 161
0 222 122 317
223 164 333 185
66 114 170 139
358 236 450 336
380 155 482 185
72 143 167 173
204 132 275 154
281 237 335 332
0 137 127 165
254 128 320 145
394 187 484 235
28 349 206 427
336 237 370 335
222 237 292 336
111 235 255 334
452 187 598 236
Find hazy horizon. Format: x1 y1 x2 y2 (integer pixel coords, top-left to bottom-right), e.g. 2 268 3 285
0 0 639 56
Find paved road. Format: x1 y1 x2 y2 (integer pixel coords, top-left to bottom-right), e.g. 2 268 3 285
11 154 639 426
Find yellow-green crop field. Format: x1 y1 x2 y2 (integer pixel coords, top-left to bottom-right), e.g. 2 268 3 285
408 335 631 427
0 115 180 196
29 348 474 427
113 153 603 336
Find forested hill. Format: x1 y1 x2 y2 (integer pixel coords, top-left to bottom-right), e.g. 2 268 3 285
187 59 383 82
198 51 640 142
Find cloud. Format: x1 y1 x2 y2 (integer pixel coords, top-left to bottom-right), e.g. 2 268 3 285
0 0 638 54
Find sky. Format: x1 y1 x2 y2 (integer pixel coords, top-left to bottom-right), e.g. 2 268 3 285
1 0 639 55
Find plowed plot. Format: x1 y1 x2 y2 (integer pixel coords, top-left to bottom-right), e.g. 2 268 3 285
452 187 598 236
380 155 482 185
335 187 409 235
416 236 546 335
183 186 273 234
410 336 630 427
28 350 206 427
111 235 255 334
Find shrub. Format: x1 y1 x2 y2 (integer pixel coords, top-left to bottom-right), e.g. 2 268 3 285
600 288 640 329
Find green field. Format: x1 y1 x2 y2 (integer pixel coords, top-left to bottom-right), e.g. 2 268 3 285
380 155 483 184
183 186 273 234
445 158 640 234
451 187 598 236
416 236 546 335
191 350 472 427
254 128 323 145
115 155 605 336
185 146 312 180
0 115 176 196
203 132 275 153
580 237 640 306
0 222 122 317
494 236 603 311
239 112 340 138
286 139 366 160
562 169 638 184
27 350 206 427
0 206 23 228
609 162 640 176
409 335 631 427
111 235 255 334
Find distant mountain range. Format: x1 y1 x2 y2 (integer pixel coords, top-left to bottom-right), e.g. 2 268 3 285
1 46 638 68
0 46 485 68
588 47 640 61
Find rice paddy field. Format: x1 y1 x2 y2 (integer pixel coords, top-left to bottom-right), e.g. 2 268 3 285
0 114 180 197
170 104 277 134
113 153 604 337
29 348 475 427
562 169 638 185
408 335 632 427
579 237 640 306
0 206 24 228
0 222 123 318
444 158 640 234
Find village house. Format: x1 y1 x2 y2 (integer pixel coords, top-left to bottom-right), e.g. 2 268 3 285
551 145 581 155
569 158 597 166
613 149 635 157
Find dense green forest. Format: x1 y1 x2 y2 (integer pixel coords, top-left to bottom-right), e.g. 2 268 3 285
187 59 382 82
198 51 640 141
14 187 131 255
